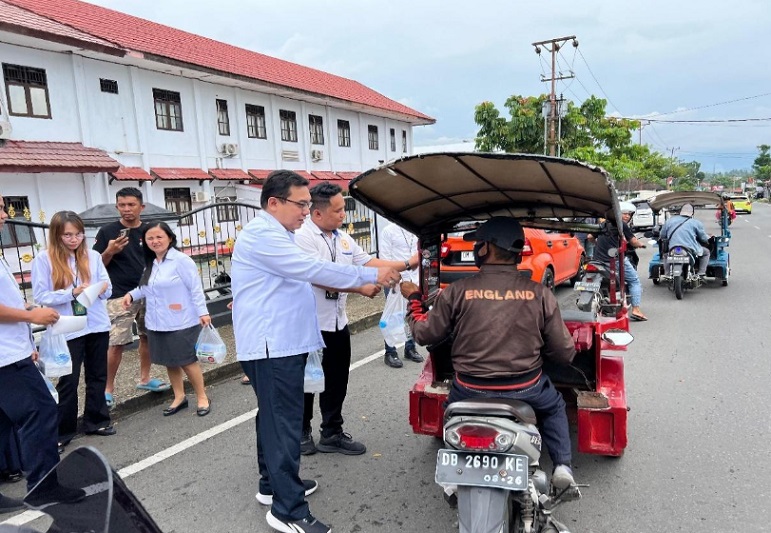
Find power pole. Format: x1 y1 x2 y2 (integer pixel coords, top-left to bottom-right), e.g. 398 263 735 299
533 35 578 156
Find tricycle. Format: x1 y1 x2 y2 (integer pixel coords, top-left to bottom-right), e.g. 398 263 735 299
350 152 633 458
646 191 731 291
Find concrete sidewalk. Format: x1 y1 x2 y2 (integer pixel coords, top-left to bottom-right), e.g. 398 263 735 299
87 292 387 420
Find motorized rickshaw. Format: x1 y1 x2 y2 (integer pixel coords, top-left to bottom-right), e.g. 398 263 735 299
646 191 731 289
350 152 633 457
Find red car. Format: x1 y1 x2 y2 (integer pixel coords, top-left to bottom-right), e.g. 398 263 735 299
439 228 585 290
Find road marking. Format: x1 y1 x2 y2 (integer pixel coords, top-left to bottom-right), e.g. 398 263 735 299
1 343 401 527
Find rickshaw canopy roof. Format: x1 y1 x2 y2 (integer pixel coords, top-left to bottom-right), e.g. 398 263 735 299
648 191 724 212
349 152 624 238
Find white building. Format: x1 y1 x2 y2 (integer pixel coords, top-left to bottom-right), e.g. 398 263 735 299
0 0 433 262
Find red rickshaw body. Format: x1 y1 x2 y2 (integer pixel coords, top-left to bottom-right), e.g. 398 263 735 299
350 153 632 457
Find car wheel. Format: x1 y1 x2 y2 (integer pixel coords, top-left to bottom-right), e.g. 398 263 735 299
570 254 586 284
541 267 555 292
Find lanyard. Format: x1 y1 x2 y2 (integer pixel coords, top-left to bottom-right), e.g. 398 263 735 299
400 229 415 252
320 232 337 263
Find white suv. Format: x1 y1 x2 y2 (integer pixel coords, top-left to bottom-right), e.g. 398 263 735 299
630 200 655 231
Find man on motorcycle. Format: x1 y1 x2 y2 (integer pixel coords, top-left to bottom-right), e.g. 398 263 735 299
661 203 711 277
399 217 577 489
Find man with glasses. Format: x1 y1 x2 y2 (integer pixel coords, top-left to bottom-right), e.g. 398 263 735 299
94 187 169 409
232 171 401 533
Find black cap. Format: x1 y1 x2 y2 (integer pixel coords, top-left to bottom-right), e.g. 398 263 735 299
462 217 525 252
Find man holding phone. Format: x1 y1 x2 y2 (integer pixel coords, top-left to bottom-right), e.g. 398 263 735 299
93 187 169 408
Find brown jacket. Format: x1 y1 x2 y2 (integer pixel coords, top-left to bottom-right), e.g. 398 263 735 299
407 264 575 380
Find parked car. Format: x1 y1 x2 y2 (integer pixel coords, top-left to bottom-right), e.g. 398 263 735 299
630 199 655 230
439 228 585 290
730 194 752 214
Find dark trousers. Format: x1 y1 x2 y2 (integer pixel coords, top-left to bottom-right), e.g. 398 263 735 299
303 326 351 438
57 332 111 443
448 374 572 466
0 416 22 473
0 357 60 491
241 354 309 522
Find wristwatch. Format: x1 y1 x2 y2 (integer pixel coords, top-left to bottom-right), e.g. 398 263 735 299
403 260 410 270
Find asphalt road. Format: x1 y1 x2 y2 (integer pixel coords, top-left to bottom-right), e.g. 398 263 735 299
3 204 770 532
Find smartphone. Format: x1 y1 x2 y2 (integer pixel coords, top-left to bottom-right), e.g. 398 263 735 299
119 228 130 239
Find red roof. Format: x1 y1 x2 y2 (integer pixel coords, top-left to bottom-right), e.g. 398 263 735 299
0 141 120 173
208 168 251 181
5 0 434 123
308 171 353 190
109 166 153 182
247 169 273 181
150 168 212 181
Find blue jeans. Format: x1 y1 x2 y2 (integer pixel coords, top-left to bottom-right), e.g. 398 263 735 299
447 374 572 466
623 257 642 307
241 354 309 522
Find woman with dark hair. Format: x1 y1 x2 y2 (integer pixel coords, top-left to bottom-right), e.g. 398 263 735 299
122 222 211 416
32 211 114 448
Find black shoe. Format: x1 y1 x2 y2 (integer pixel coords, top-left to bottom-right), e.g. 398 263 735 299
0 493 24 514
0 470 24 483
163 398 188 416
384 352 403 368
316 431 366 455
25 481 86 510
266 510 331 533
403 347 424 363
85 425 116 436
196 399 211 417
300 429 317 456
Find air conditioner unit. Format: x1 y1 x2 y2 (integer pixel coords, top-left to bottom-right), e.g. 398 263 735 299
221 143 239 156
192 191 210 202
310 149 324 161
0 121 12 140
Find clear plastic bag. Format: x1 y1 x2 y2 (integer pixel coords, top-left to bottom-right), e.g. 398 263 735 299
379 290 407 346
35 362 59 403
304 349 325 393
196 324 227 364
38 329 72 378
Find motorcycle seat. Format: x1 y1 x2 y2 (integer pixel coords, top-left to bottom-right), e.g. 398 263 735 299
444 398 537 426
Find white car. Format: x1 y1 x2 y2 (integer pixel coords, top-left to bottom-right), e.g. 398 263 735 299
630 199 655 231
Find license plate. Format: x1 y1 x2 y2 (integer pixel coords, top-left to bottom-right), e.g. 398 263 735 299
435 449 528 491
574 280 601 292
460 251 474 262
668 256 689 263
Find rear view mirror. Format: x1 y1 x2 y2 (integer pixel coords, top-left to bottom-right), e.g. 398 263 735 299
602 329 634 347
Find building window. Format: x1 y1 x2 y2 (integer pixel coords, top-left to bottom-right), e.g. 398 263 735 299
338 120 351 147
99 78 119 94
153 88 183 131
309 115 324 145
216 99 230 136
368 125 379 150
280 109 297 142
245 104 267 139
390 128 396 152
2 63 51 118
164 188 192 225
214 187 238 222
402 130 407 153
0 196 36 248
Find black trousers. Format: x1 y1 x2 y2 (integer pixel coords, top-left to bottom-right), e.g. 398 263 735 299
0 357 60 491
302 326 351 439
57 332 111 442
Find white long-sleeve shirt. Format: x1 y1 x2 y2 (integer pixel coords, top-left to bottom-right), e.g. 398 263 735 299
129 247 208 332
380 223 419 283
32 249 112 341
0 256 35 366
231 211 379 361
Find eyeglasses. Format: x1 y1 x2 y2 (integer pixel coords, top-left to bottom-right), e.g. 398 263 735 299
276 197 312 210
61 232 85 240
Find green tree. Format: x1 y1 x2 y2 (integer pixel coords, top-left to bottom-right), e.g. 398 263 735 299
753 144 771 181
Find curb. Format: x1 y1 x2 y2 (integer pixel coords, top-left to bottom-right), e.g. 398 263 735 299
108 310 383 420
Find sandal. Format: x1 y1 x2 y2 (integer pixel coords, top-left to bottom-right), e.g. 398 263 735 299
630 313 648 322
240 375 251 385
105 392 115 409
136 378 171 392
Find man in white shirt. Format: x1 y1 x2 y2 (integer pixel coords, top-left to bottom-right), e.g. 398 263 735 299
0 193 61 510
231 171 401 533
379 222 424 368
295 183 418 457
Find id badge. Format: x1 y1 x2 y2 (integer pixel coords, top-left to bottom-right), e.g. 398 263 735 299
71 299 88 316
325 290 339 300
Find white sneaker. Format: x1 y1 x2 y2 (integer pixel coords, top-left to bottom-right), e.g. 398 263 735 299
256 479 319 506
551 464 575 489
266 510 331 533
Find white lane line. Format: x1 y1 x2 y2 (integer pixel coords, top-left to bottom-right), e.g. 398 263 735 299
2 343 394 527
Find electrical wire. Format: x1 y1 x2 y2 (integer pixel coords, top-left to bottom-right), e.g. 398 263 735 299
576 48 623 115
641 117 771 124
651 92 771 117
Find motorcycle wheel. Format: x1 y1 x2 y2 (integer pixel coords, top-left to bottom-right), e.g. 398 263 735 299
652 276 660 285
674 275 684 300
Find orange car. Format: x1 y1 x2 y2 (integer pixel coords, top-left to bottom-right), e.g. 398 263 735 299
439 228 585 290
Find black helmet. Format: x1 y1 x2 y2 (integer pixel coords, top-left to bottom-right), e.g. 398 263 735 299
462 216 525 252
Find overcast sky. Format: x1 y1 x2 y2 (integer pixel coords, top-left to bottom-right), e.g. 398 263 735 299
88 0 771 172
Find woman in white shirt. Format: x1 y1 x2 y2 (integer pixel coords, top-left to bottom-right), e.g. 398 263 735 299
122 222 211 417
32 211 114 448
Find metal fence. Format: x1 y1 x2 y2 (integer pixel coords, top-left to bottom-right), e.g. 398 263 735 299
1 199 379 303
